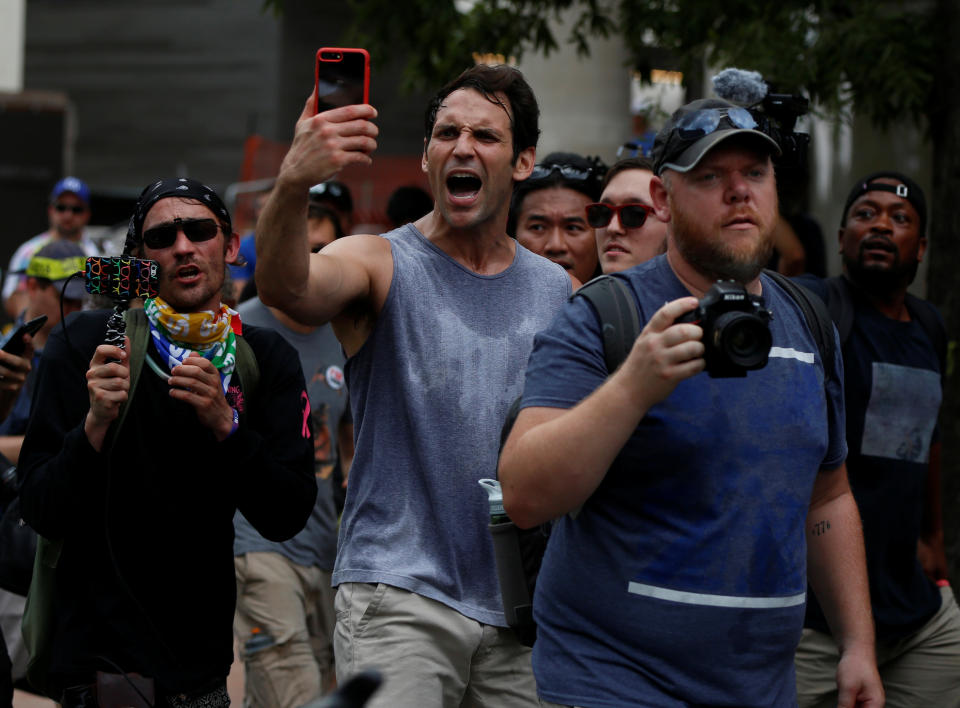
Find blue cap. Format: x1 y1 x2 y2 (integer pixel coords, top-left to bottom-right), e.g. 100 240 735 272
50 176 91 206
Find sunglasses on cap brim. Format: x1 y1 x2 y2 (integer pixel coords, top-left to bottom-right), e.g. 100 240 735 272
528 164 594 182
675 106 758 140
142 218 221 250
585 203 655 229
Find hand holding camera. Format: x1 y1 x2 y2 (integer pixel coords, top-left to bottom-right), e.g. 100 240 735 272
619 296 705 410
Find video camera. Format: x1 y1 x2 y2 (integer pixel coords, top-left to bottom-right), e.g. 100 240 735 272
712 68 810 170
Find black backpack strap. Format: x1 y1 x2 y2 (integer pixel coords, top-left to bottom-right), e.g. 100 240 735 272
764 270 836 382
825 276 855 346
572 275 641 373
904 294 948 379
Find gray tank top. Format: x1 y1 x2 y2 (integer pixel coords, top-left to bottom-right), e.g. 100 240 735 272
333 223 570 625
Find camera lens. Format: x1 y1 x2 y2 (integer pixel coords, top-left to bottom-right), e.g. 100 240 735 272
713 312 772 369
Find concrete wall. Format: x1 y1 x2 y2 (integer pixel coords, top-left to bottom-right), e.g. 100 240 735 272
23 0 282 197
516 11 633 166
0 0 25 92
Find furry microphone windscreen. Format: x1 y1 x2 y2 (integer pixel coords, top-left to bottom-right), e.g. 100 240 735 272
712 68 768 107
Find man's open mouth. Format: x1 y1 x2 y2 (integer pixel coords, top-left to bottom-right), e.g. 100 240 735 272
176 266 200 279
861 237 895 254
447 173 482 199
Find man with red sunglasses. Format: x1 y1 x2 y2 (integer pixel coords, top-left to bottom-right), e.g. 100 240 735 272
590 156 669 273
499 98 882 707
17 177 316 708
3 177 103 319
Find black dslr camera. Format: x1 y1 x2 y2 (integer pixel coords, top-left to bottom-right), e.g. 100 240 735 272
678 281 773 378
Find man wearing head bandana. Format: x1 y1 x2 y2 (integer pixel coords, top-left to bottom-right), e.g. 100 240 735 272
17 178 316 707
794 172 960 706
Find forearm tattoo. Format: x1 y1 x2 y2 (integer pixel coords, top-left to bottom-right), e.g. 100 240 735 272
811 519 832 537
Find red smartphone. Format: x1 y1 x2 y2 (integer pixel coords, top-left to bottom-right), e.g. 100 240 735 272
315 47 370 114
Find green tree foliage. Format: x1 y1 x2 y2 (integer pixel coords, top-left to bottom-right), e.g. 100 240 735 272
283 0 936 131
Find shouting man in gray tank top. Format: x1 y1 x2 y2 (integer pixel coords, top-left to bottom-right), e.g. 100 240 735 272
256 64 573 708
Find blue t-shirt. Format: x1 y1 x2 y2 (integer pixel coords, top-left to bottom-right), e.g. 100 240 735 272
798 276 943 640
522 256 846 708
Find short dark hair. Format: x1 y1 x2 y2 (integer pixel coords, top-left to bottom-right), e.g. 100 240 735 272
601 156 655 192
386 185 433 228
307 203 345 240
424 64 540 162
507 152 603 236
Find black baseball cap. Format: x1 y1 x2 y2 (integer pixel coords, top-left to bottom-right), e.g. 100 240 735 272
652 98 781 176
840 171 927 236
309 181 353 214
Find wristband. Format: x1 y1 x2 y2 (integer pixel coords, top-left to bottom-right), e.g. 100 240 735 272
227 407 240 438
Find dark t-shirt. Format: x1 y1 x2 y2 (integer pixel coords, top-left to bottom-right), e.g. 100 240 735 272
798 277 943 639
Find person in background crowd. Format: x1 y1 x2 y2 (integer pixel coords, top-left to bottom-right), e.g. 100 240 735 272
3 177 100 319
386 185 434 230
0 240 87 465
509 151 604 284
309 181 354 236
795 171 960 708
589 156 669 274
229 185 274 304
234 194 352 708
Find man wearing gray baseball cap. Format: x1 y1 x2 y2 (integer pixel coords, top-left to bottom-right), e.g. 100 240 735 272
499 97 883 707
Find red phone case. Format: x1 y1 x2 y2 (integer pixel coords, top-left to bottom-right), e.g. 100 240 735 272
315 47 370 113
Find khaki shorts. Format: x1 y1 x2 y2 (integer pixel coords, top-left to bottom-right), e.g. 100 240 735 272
334 582 537 708
796 584 960 708
234 552 336 708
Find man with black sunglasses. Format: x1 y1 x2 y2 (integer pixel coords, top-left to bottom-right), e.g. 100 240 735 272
257 64 571 707
3 177 102 319
499 97 882 707
508 152 605 284
18 177 316 708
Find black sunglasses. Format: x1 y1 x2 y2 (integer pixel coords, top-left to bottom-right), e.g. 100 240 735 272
142 217 221 250
585 203 655 229
616 141 644 159
528 164 594 182
53 203 87 214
